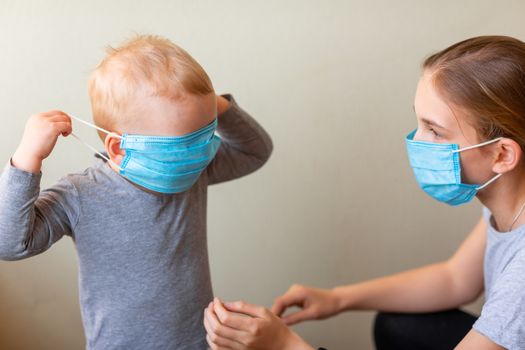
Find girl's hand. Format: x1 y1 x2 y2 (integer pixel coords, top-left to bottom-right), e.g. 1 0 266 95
12 110 72 173
271 284 342 325
204 298 314 350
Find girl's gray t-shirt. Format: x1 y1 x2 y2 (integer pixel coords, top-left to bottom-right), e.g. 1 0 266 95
473 207 525 349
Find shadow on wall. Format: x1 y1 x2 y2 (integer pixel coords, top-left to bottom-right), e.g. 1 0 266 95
0 242 85 350
0 271 46 350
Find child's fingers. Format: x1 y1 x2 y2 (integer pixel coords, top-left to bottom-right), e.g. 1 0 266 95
46 113 73 130
53 121 73 137
42 110 68 117
40 111 70 124
48 114 72 123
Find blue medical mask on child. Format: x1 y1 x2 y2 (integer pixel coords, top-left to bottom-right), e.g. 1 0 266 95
405 130 503 206
70 116 221 194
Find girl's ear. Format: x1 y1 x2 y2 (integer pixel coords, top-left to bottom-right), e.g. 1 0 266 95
492 138 522 174
104 134 125 168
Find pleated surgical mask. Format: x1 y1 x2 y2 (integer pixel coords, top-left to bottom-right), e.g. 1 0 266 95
70 116 221 194
405 130 502 206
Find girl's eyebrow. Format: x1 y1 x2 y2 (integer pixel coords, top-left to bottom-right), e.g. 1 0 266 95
413 105 447 130
421 118 446 130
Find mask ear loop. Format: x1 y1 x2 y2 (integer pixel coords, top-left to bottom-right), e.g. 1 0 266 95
452 137 504 153
69 115 123 171
451 137 505 190
476 173 503 190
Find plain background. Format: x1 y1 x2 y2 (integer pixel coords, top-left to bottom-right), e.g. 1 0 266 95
1 1 525 349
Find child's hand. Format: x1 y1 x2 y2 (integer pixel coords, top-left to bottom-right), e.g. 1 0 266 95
216 95 230 115
12 110 72 173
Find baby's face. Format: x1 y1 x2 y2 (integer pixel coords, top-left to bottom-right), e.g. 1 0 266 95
121 92 217 137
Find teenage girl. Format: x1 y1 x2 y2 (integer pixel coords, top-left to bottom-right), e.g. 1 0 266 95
204 36 525 350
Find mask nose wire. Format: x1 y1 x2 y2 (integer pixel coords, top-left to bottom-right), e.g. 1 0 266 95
68 115 123 171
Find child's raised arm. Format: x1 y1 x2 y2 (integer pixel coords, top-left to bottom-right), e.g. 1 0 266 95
206 94 273 185
0 111 78 260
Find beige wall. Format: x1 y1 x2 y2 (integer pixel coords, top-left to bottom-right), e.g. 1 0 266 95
1 1 524 349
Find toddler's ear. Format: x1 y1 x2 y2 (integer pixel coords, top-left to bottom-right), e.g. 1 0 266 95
105 134 125 166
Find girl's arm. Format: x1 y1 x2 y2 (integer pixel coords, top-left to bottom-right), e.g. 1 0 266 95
273 216 486 324
455 330 504 350
204 217 487 349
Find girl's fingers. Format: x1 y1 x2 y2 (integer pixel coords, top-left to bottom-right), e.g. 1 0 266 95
271 285 307 316
206 334 221 350
218 298 266 319
204 305 246 346
281 308 315 326
212 298 257 331
204 323 239 349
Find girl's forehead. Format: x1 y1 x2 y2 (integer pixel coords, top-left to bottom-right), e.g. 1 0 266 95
414 73 481 143
414 73 458 128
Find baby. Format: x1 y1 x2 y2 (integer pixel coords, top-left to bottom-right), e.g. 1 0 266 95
0 35 272 349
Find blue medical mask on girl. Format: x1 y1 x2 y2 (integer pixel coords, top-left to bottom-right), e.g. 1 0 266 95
405 130 503 206
70 116 221 194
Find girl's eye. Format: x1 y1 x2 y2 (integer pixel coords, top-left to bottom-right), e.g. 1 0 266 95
428 126 440 137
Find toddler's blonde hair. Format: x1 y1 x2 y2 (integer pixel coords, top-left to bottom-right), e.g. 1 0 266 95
88 35 214 133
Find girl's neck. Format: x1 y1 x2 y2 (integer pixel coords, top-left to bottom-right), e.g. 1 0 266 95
478 166 525 232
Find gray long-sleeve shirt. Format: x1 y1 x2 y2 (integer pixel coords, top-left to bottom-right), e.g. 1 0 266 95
0 95 273 350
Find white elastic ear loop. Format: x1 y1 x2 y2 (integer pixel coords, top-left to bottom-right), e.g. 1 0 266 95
69 115 123 171
452 137 503 153
476 172 502 190
451 137 504 191
69 115 122 140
